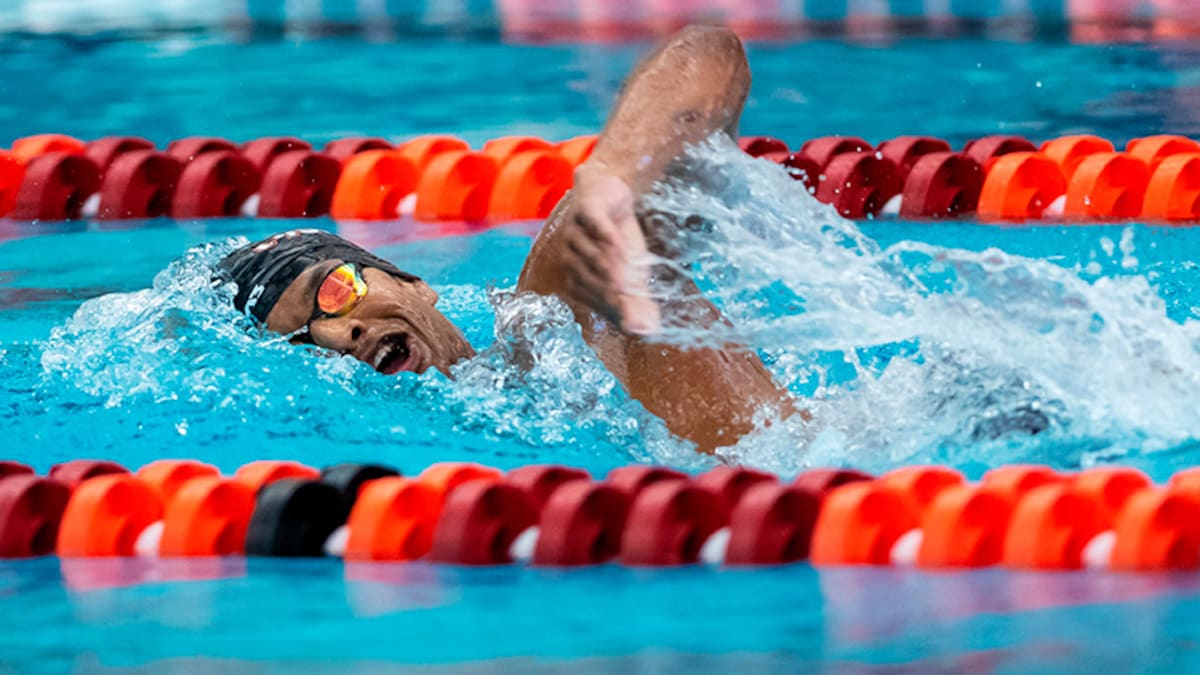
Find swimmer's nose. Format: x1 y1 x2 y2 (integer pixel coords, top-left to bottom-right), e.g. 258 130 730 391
311 317 368 355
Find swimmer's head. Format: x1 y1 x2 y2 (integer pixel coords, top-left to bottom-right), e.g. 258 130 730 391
216 229 475 376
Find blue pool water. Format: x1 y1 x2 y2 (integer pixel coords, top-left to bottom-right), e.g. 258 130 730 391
5 20 1200 672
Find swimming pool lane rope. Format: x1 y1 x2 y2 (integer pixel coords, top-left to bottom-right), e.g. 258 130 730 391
2 132 1199 224
2 458 1198 571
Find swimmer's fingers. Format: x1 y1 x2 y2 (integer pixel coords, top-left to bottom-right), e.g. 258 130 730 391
569 171 661 335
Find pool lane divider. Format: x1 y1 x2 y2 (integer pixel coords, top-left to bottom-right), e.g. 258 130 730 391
5 132 1200 225
4 458 1200 571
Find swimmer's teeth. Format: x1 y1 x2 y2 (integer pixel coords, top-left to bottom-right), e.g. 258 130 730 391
374 346 391 369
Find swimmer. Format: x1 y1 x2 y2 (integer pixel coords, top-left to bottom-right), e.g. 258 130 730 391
217 25 797 453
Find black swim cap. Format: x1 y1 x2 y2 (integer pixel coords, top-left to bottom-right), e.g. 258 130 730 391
216 229 420 323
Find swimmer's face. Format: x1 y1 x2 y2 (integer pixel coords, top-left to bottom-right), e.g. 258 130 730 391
265 261 476 376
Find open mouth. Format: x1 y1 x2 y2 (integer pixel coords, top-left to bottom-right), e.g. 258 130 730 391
371 332 418 375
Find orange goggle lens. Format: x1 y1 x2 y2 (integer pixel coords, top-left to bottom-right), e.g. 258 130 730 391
317 264 367 316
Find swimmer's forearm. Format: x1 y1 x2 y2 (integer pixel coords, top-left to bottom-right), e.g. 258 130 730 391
581 25 750 195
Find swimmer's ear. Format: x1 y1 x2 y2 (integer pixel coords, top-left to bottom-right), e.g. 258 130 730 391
412 280 439 305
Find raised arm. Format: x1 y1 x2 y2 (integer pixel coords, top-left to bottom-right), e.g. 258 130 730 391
518 26 800 453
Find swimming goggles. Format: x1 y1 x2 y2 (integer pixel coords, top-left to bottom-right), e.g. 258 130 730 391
313 262 368 320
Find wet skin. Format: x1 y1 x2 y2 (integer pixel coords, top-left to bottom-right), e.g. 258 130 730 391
267 25 799 452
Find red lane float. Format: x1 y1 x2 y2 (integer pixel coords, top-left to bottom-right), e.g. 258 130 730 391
725 483 820 565
0 475 71 557
85 136 155 174
963 135 1037 169
96 150 182 220
256 150 342 218
48 460 127 487
916 485 1014 567
0 462 33 477
739 136 789 157
877 136 951 180
619 480 728 566
899 152 984 218
323 137 393 162
167 137 237 162
429 481 538 565
534 481 630 566
817 151 902 218
241 137 312 174
801 136 872 169
171 151 260 218
11 153 102 220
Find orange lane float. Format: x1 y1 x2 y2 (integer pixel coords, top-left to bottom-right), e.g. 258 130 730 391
0 150 24 217
486 148 573 219
1126 135 1200 173
159 477 257 557
1063 152 1150 219
556 135 596 167
916 485 1015 568
414 150 498 221
136 460 220 505
11 134 85 162
1040 134 1114 178
1001 483 1107 569
395 135 470 173
56 474 162 557
344 478 443 561
977 152 1067 220
233 460 321 491
809 482 919 565
1142 153 1200 222
878 465 965 521
330 150 420 220
1110 489 1200 571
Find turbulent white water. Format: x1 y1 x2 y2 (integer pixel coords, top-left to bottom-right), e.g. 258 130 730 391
34 136 1200 475
644 136 1200 472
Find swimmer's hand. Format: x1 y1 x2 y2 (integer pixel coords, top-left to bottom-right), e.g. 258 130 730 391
563 167 662 336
